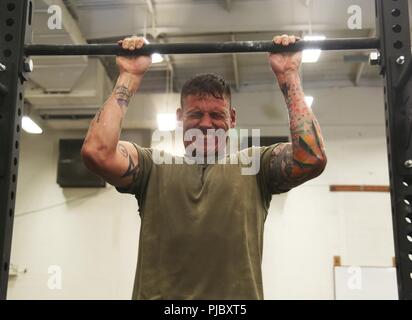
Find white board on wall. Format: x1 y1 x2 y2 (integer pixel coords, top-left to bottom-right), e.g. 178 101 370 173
334 266 398 300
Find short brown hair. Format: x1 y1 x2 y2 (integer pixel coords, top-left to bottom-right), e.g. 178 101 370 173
180 73 231 107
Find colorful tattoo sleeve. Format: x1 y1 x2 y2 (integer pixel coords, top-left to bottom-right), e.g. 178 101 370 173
268 72 327 193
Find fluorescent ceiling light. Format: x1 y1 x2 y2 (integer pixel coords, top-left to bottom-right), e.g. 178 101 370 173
304 35 326 41
302 50 322 63
157 113 176 131
151 53 164 64
22 116 42 134
142 38 164 64
302 35 326 63
304 96 314 108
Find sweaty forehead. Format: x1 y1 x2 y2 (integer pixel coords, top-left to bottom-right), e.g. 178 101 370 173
183 94 230 111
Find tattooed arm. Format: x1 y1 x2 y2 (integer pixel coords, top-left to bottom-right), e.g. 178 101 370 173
267 35 327 193
81 36 151 189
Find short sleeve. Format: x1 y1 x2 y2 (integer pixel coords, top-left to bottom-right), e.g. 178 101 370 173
258 143 292 196
115 144 153 204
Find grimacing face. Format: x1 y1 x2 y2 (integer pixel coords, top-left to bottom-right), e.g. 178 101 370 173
176 94 237 156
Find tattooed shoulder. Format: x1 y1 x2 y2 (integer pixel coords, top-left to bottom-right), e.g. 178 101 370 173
118 143 129 158
120 143 140 187
268 143 294 193
268 142 326 194
121 156 139 180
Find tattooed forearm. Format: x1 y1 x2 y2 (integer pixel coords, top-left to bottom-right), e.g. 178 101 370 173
280 83 292 106
95 106 104 123
269 71 327 193
82 74 141 171
112 72 141 109
114 85 132 107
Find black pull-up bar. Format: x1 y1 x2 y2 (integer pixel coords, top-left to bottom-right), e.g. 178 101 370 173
24 38 380 56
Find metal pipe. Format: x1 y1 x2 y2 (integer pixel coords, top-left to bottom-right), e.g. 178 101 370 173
24 38 380 56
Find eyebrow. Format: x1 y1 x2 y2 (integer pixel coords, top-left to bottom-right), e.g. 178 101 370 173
186 110 227 115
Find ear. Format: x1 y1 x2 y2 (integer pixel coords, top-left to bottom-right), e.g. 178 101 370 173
230 107 236 128
176 107 183 122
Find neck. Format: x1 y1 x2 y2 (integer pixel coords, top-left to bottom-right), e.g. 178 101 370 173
184 148 227 164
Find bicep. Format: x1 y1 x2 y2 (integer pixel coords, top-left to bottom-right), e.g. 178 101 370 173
266 143 294 194
267 142 326 194
96 141 140 189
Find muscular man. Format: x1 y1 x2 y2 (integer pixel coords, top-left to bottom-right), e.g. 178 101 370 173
81 34 327 300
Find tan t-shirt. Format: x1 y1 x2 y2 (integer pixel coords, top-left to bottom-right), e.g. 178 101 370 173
116 144 288 300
